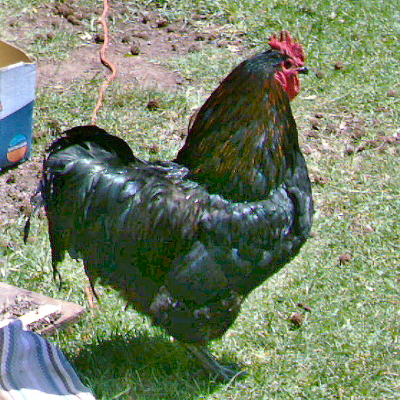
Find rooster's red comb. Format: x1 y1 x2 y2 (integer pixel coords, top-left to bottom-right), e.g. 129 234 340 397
268 31 305 66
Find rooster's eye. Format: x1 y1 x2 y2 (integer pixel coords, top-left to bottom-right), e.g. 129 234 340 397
283 60 292 69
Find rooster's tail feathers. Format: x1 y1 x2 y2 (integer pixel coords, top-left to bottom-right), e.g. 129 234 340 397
47 125 137 164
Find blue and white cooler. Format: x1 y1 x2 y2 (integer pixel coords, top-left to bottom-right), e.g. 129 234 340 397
0 41 36 170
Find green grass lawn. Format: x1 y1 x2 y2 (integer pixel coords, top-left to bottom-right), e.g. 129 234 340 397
1 0 399 399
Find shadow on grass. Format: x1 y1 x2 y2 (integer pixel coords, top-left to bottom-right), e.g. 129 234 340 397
70 333 229 399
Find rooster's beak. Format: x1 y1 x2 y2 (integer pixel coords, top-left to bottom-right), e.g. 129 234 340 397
297 66 309 74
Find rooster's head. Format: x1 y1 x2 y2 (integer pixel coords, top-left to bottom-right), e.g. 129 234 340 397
269 30 307 100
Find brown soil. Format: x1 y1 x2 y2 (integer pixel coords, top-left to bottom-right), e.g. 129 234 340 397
0 160 41 226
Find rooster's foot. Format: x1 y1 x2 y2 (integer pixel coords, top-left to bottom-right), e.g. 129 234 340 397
184 343 245 382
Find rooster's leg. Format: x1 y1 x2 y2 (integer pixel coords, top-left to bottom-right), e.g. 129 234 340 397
85 275 99 308
184 343 245 382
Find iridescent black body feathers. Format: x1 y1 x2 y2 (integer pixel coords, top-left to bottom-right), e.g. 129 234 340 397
35 46 313 380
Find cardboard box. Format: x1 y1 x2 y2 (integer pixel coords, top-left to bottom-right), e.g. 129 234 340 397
0 41 36 170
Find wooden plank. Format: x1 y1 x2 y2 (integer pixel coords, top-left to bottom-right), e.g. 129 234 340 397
0 282 86 334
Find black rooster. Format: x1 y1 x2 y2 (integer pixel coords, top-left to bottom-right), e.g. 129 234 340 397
29 31 313 381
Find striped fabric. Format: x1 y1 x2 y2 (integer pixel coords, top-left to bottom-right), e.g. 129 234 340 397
0 320 95 400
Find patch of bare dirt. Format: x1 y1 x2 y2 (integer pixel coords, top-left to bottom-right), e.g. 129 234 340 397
38 43 184 90
0 160 42 226
26 2 244 90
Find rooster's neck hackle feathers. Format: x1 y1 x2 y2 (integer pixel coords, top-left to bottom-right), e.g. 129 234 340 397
175 49 300 202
